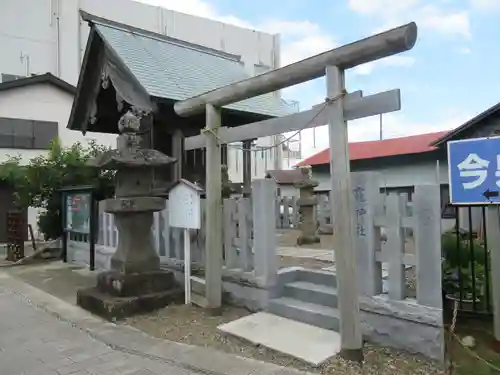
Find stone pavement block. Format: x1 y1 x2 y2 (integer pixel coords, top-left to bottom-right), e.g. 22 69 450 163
140 360 195 375
97 351 131 363
40 357 75 370
0 273 317 375
0 357 44 375
187 350 278 375
127 369 158 375
84 358 130 375
99 364 143 375
61 371 89 375
54 356 105 375
22 368 60 375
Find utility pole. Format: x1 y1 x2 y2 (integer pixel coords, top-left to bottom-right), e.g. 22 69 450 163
379 114 383 140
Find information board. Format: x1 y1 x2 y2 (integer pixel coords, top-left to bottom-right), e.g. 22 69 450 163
168 180 202 229
65 192 92 233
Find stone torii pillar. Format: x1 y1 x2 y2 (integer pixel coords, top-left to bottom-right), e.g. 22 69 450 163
173 22 418 359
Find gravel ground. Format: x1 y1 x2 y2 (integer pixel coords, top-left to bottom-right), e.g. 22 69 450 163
277 230 335 249
125 304 444 375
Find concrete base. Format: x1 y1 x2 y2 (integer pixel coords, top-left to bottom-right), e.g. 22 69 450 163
97 270 175 297
77 286 183 321
318 225 333 235
77 269 183 321
296 235 320 246
218 312 340 366
359 295 444 362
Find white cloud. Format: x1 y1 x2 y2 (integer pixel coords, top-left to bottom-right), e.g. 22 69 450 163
470 0 500 11
350 0 472 39
418 5 471 39
352 55 416 75
281 35 337 66
459 47 472 54
349 0 419 16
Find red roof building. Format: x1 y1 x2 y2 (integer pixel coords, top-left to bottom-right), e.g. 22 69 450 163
296 131 449 167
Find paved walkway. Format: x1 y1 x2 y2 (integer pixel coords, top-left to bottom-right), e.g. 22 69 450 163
0 285 200 375
0 272 312 375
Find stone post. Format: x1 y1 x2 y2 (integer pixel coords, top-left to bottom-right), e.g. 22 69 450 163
253 179 278 287
294 167 320 245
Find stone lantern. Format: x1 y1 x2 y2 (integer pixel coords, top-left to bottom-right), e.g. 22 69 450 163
77 108 183 320
294 167 320 245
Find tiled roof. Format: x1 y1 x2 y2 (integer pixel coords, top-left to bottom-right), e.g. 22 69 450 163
296 131 449 167
93 21 290 117
265 169 310 185
0 73 75 95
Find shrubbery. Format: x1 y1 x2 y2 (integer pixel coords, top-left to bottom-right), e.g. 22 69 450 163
0 140 114 240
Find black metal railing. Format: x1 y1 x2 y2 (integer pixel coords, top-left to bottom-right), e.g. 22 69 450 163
442 205 492 316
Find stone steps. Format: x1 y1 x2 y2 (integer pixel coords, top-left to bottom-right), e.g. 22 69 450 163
283 281 338 308
268 269 340 331
268 297 340 331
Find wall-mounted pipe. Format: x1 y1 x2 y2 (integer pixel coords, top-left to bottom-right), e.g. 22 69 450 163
55 0 61 77
20 52 30 76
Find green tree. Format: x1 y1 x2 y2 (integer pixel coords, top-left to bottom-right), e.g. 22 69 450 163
0 139 114 240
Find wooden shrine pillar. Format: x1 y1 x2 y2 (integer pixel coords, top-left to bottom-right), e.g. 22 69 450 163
172 128 184 182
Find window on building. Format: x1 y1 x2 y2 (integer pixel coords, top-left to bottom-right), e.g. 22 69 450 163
1 73 24 83
0 118 58 149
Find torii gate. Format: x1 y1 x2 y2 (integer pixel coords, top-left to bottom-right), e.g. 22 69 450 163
174 22 418 360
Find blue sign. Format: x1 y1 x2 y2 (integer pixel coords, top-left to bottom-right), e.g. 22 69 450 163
448 136 500 205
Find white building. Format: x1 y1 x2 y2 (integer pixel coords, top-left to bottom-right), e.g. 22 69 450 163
0 73 118 240
0 0 286 181
0 73 117 164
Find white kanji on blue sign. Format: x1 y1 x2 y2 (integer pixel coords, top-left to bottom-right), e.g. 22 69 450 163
448 136 500 204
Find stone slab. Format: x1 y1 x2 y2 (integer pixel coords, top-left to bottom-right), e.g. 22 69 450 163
218 312 340 366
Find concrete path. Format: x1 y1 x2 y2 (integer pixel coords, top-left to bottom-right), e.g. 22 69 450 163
0 272 314 375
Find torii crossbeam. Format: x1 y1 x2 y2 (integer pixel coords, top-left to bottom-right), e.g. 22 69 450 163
174 22 418 361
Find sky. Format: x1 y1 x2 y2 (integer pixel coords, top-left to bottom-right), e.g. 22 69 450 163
136 0 500 161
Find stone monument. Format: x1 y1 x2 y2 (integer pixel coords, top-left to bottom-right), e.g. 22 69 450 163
77 108 183 321
295 167 321 245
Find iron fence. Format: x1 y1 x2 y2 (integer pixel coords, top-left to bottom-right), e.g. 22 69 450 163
442 204 492 316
